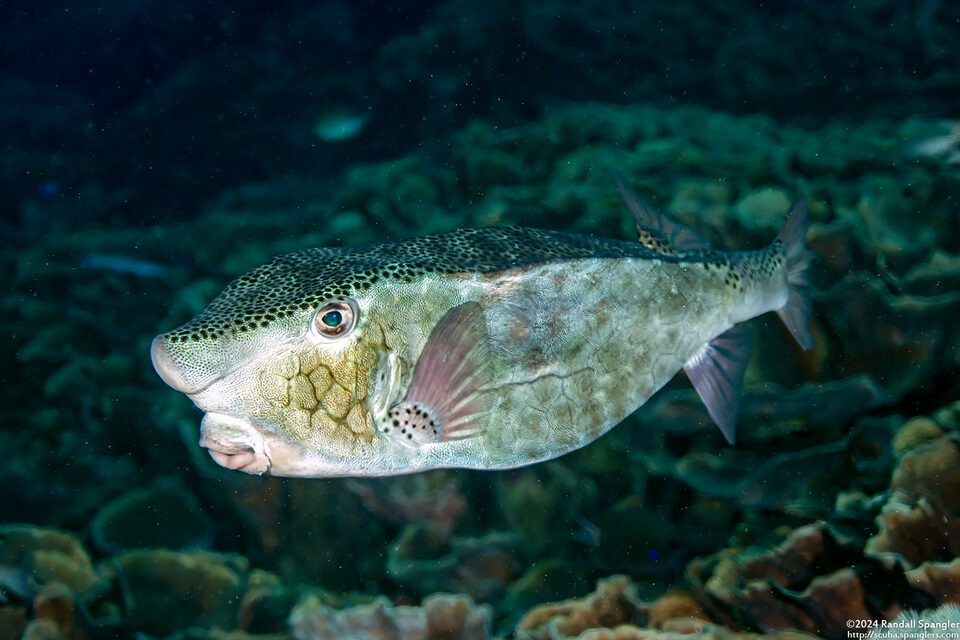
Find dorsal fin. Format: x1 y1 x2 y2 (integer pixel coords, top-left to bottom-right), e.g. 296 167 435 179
612 170 709 255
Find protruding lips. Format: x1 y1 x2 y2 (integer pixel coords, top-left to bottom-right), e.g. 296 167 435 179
151 336 271 474
199 412 271 475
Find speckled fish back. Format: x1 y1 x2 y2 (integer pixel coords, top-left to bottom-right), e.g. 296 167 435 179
165 226 691 343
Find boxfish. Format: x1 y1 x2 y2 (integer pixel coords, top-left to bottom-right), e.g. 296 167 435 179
151 172 814 477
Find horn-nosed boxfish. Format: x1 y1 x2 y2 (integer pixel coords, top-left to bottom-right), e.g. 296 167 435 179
151 172 814 477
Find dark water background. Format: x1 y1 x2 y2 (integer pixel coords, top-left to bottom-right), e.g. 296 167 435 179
2 1 960 638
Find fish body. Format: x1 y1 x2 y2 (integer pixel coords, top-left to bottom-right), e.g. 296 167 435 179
151 174 813 477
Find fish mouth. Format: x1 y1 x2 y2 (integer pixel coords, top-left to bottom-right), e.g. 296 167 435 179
199 412 271 475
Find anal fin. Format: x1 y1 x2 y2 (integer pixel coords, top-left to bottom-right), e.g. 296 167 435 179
683 324 753 445
385 301 492 448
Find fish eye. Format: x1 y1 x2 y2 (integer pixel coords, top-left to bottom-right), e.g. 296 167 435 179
312 299 358 339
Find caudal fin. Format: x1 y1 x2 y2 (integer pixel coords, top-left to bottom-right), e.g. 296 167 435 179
775 198 815 350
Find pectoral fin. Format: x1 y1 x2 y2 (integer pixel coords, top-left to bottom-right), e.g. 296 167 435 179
384 301 492 448
683 324 753 444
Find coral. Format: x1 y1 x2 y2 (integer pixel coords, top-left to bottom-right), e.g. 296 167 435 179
387 524 521 601
892 418 944 457
288 592 491 640
814 270 960 402
515 575 643 640
908 121 960 165
646 592 708 631
345 474 466 533
0 526 105 597
0 606 27 640
672 414 960 636
866 501 960 566
0 527 115 637
503 560 591 617
101 550 249 636
514 575 821 639
0 527 310 637
543 624 816 639
498 465 598 556
866 430 960 567
686 523 929 637
670 421 869 511
733 188 793 234
20 619 66 640
904 559 960 605
890 436 960 516
642 375 887 442
90 480 215 555
198 475 394 592
29 581 79 640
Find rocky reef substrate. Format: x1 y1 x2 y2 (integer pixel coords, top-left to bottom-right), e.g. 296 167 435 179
3 102 959 638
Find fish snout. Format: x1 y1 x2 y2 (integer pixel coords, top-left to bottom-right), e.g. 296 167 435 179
199 412 270 475
151 335 204 394
151 333 232 395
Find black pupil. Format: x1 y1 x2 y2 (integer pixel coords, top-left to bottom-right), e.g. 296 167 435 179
321 310 343 328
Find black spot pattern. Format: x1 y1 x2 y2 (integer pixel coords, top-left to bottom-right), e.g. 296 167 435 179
385 402 439 441
162 226 707 342
727 241 786 291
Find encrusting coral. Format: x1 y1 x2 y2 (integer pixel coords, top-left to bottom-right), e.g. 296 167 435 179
289 592 492 640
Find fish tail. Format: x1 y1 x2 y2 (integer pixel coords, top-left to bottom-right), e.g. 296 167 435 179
774 198 815 350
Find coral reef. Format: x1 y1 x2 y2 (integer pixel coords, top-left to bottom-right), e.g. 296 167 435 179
387 525 521 601
289 592 491 640
0 528 304 638
3 67 960 638
865 431 960 566
90 481 214 555
515 576 644 639
688 524 880 636
514 574 820 640
346 475 467 533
